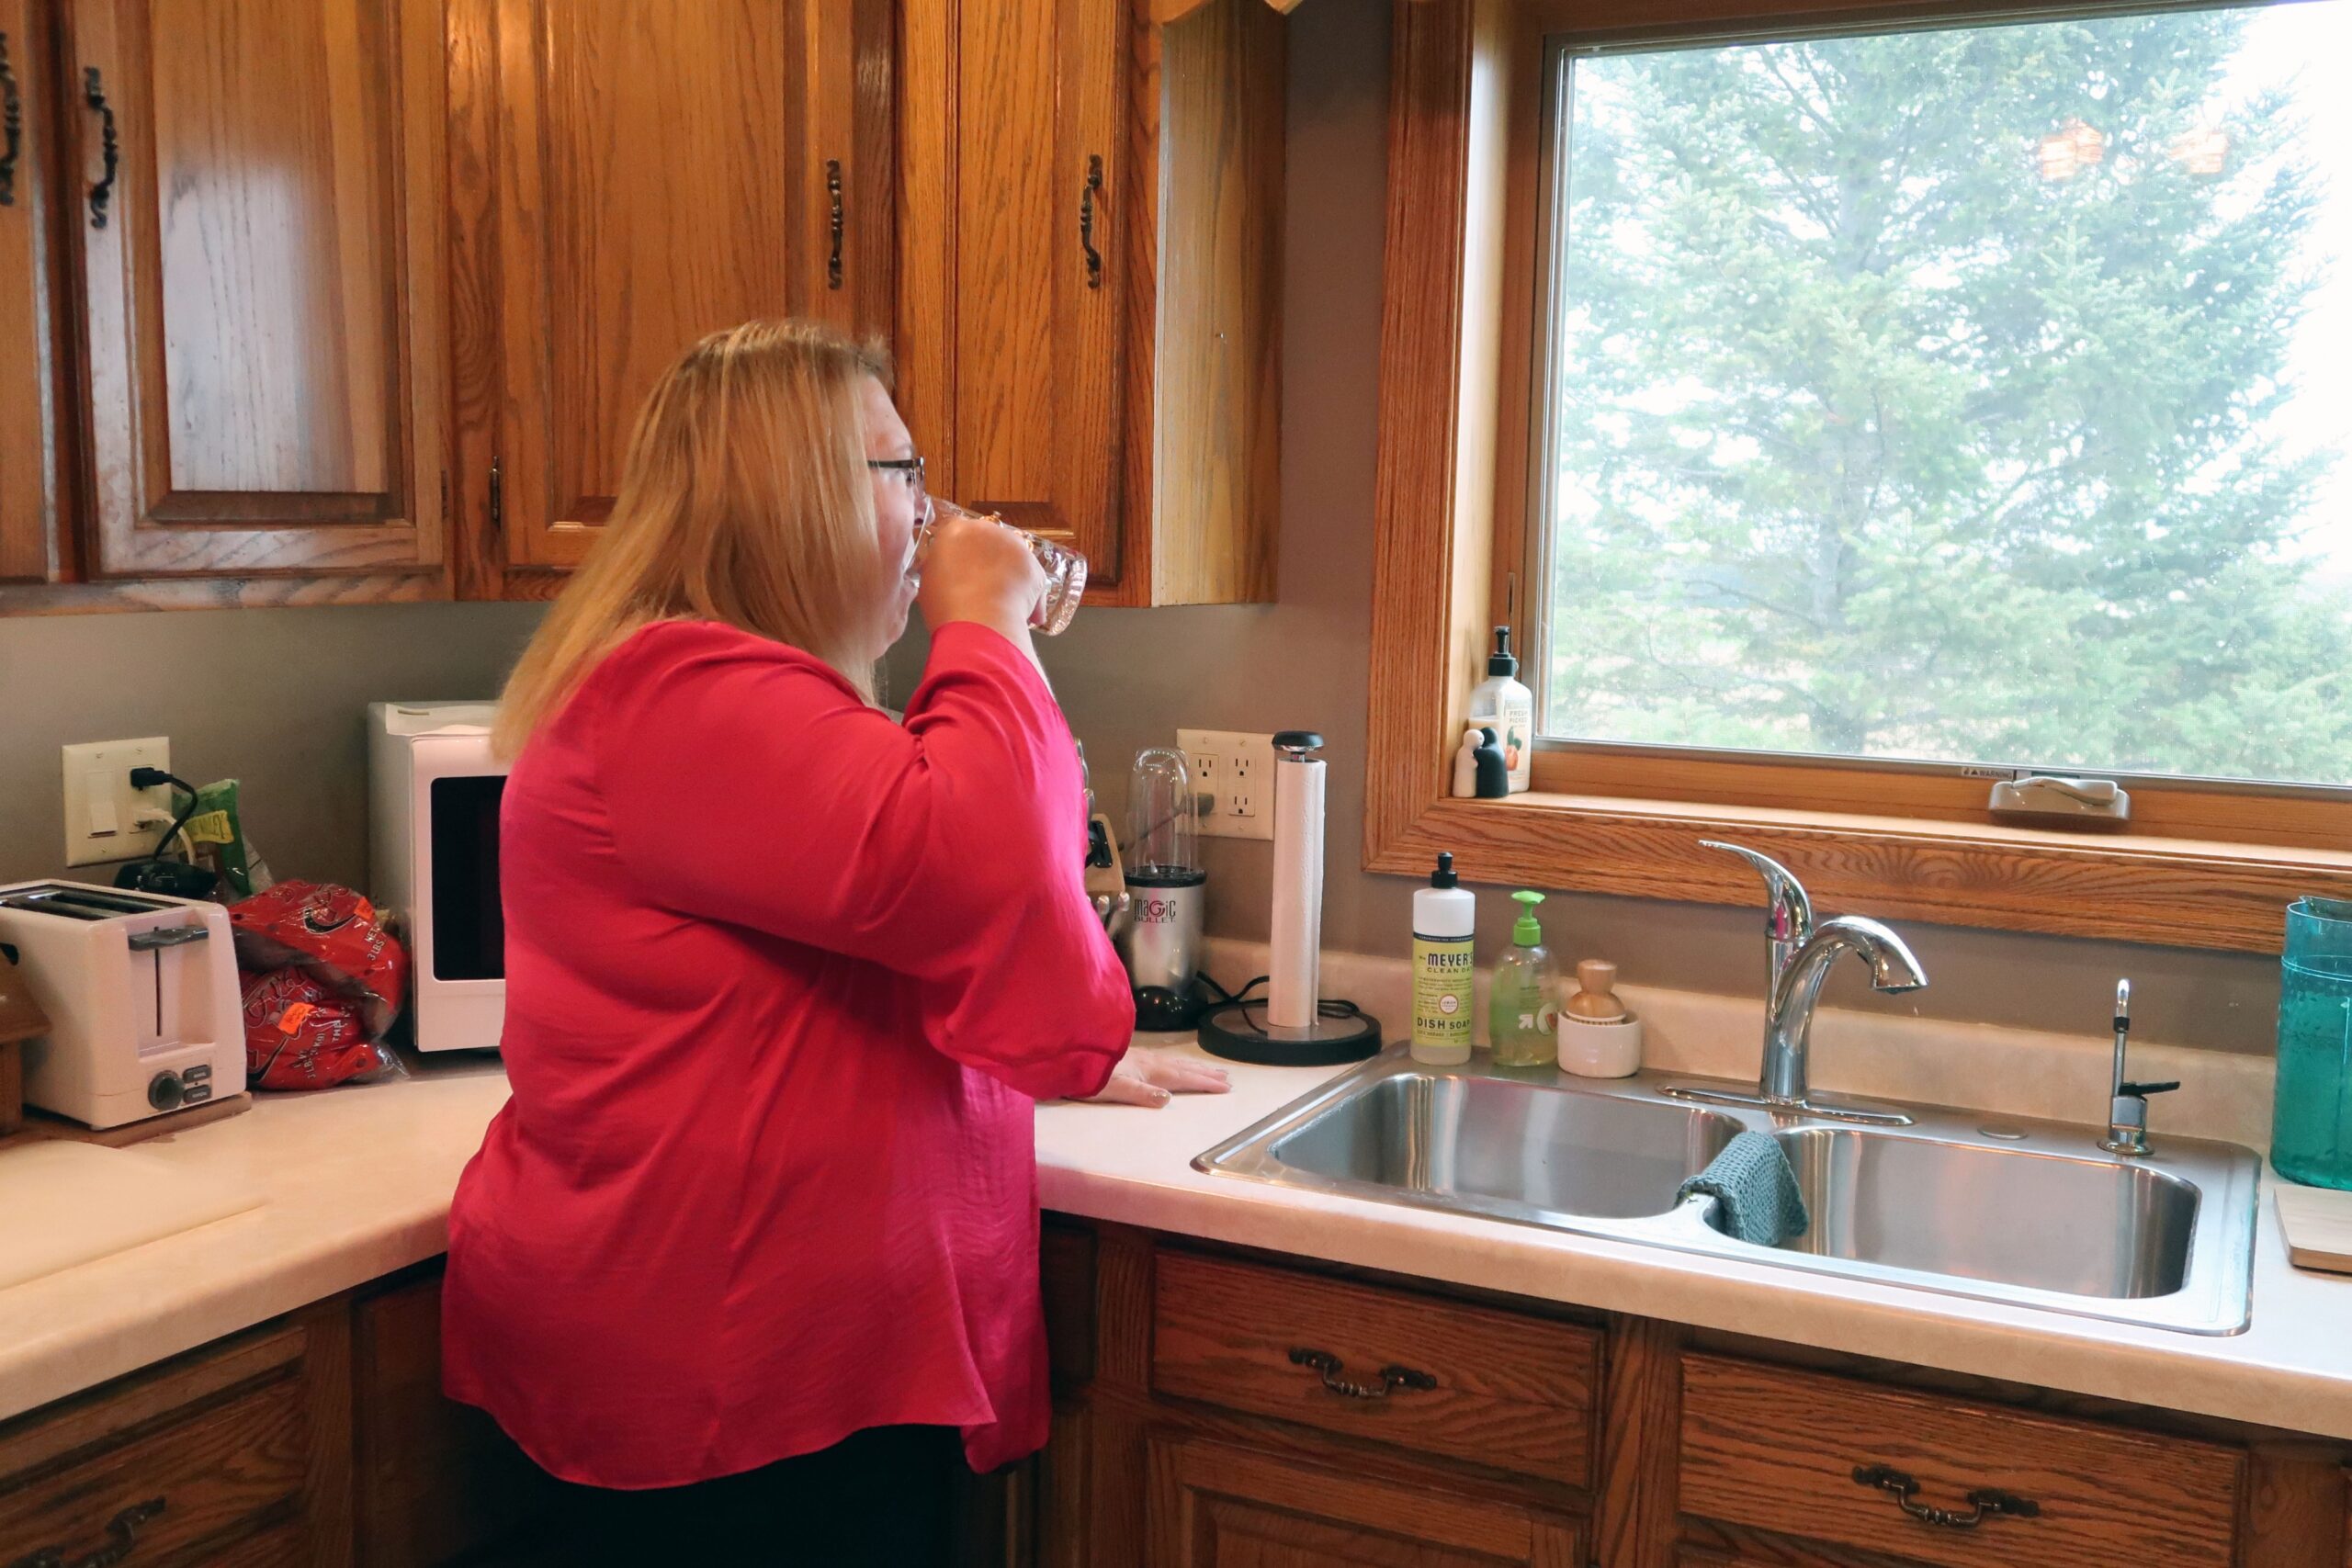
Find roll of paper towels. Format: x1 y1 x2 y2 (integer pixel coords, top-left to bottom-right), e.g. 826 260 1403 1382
1267 750 1326 1030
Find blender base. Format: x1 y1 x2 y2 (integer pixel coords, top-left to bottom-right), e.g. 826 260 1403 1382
1197 1000 1384 1066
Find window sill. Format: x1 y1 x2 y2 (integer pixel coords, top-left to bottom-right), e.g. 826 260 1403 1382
1363 789 2351 953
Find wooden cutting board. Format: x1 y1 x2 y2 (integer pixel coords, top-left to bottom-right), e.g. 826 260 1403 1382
2274 1180 2352 1274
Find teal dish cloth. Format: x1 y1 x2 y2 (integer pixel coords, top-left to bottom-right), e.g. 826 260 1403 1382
1679 1131 1808 1247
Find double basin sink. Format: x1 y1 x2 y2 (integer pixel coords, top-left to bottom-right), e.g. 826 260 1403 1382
1194 1050 2260 1335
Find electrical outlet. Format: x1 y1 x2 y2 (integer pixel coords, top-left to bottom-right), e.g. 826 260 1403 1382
1178 729 1275 840
62 738 175 866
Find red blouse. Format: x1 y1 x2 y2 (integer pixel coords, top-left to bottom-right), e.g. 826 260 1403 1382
441 619 1132 1487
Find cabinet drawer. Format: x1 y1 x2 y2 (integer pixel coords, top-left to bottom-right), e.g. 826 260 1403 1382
1151 1252 1600 1486
0 1335 311 1565
1678 1352 2243 1568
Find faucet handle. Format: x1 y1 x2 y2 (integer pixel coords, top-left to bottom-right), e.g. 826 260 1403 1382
1700 840 1815 953
2121 1079 2179 1097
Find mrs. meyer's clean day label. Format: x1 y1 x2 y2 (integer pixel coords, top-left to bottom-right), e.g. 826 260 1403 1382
1410 852 1476 1066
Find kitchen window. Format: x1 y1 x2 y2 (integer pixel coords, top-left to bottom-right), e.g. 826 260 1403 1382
1363 0 2352 953
1525 1 2352 801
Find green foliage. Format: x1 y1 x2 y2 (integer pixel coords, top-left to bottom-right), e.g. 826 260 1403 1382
1549 9 2352 783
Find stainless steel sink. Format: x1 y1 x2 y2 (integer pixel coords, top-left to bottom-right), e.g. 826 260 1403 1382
1264 1071 1746 1219
1195 1049 2259 1335
1771 1127 2199 1300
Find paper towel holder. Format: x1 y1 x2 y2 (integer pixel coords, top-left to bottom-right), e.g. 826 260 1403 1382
1197 730 1384 1066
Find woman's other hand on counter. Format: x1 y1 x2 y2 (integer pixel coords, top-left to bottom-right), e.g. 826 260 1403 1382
1080 1048 1232 1109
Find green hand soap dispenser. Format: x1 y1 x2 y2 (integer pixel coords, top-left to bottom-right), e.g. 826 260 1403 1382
1489 891 1558 1068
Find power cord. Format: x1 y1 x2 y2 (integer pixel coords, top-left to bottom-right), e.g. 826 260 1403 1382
130 766 203 863
1195 971 1370 1032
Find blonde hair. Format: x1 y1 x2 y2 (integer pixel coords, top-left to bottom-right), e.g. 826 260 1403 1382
493 320 894 758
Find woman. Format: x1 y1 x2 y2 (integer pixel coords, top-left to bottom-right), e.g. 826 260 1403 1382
443 320 1226 1563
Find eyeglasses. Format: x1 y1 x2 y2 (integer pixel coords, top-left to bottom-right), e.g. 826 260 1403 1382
866 456 926 502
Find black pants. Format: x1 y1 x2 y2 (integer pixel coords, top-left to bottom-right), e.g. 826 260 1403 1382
542 1425 962 1566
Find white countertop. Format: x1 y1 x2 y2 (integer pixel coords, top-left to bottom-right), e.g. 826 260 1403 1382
2 981 2349 1441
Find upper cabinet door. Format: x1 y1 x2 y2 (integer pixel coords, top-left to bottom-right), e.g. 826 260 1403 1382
483 0 889 576
0 0 69 587
65 0 448 579
900 0 1126 577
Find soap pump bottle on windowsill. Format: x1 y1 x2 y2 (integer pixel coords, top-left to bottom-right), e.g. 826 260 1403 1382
1467 626 1534 794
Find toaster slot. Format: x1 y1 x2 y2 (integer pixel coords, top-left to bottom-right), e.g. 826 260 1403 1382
0 885 177 920
133 923 214 1054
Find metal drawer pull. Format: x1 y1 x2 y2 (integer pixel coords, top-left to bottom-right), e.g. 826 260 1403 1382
824 158 843 289
1852 1464 2040 1529
1079 153 1103 287
9 1495 166 1568
0 32 21 207
1287 1346 1437 1400
83 67 117 230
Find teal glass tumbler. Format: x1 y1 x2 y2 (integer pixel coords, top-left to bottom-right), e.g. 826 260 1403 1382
2273 897 2352 1190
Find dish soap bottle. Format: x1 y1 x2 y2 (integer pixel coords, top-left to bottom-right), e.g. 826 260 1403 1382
1488 891 1558 1067
1467 626 1534 794
1411 853 1475 1066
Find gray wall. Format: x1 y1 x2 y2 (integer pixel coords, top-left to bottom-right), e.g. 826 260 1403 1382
894 0 2281 1055
0 0 2282 1055
0 603 544 892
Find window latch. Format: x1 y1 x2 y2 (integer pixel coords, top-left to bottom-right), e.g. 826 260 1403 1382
1987 774 2132 827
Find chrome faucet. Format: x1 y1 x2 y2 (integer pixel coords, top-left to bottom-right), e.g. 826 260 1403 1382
1665 841 1929 1126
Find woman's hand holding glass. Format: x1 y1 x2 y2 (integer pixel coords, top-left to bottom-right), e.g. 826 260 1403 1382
911 500 1049 647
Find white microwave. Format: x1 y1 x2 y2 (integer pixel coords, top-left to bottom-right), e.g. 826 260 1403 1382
368 702 507 1052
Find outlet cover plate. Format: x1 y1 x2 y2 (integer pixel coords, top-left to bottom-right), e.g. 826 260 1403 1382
1178 728 1275 840
62 738 174 866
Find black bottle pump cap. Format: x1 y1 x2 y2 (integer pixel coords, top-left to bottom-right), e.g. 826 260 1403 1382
1488 626 1519 679
1430 852 1458 889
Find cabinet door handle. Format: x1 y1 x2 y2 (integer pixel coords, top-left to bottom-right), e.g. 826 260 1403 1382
82 67 117 230
825 158 843 289
1287 1347 1437 1400
0 32 21 207
1078 152 1103 288
1852 1465 2039 1529
8 1495 167 1568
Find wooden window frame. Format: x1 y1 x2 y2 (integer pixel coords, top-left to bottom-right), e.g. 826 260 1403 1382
1364 0 2352 954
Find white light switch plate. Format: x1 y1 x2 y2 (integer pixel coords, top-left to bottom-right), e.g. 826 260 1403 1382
1178 729 1275 840
61 738 174 866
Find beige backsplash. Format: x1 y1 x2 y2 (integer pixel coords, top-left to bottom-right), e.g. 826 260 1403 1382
1197 936 2276 1152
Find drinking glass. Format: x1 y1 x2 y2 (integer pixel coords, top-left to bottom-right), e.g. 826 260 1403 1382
909 497 1087 636
2274 897 2352 1189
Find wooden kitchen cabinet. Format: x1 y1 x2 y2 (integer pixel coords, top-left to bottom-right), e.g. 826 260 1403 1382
448 0 893 600
0 1305 352 1567
0 0 73 590
1147 1436 1588 1567
1025 1226 2352 1568
352 1274 554 1568
898 0 1283 606
62 0 450 581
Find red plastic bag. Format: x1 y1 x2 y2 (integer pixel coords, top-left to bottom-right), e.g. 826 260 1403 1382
229 881 409 1089
229 881 407 1037
239 969 383 1090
